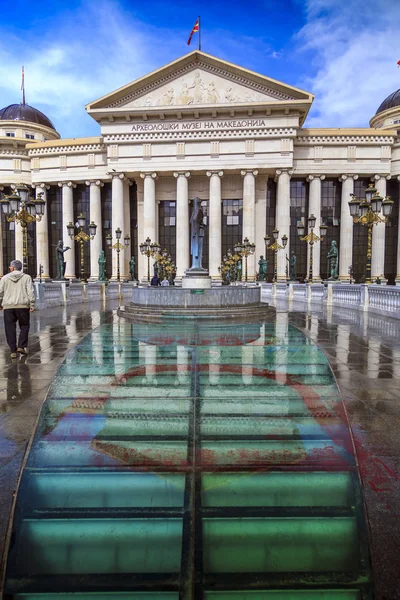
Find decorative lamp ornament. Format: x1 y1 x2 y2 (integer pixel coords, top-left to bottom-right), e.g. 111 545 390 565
297 221 305 237
8 192 21 213
371 193 383 214
34 195 45 217
77 213 86 228
115 227 122 240
319 224 328 240
365 184 376 203
0 196 10 214
308 214 316 229
16 185 30 204
67 222 75 238
264 234 271 247
106 233 112 246
348 195 360 217
382 196 394 217
26 200 37 216
89 221 97 238
359 200 369 217
272 228 279 240
281 234 288 248
124 234 130 247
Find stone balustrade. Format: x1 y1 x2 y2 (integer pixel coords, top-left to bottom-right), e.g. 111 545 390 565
32 281 135 308
261 282 400 319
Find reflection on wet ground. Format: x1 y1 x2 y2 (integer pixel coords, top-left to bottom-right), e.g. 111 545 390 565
3 318 373 599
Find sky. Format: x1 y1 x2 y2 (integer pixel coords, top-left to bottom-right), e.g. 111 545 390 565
0 0 399 138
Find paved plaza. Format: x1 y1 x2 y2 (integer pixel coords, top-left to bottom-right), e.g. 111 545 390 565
0 299 399 599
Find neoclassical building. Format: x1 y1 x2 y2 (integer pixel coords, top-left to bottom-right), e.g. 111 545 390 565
1 51 400 283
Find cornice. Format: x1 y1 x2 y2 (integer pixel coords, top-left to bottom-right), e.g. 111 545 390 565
0 149 28 156
103 127 297 144
296 128 396 144
27 137 105 156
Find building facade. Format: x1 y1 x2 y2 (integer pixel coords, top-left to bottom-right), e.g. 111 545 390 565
1 51 400 283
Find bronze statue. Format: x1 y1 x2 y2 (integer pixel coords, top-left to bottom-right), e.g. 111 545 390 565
327 240 339 280
55 240 70 280
258 255 268 281
189 196 206 270
236 259 242 282
129 256 135 281
287 252 297 281
98 250 106 281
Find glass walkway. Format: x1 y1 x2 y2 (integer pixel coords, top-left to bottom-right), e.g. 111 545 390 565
2 318 374 599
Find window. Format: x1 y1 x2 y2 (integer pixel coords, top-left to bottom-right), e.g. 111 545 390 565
130 183 138 280
222 199 243 258
289 179 308 281
159 201 176 263
25 133 35 140
265 179 277 281
74 184 90 279
384 179 399 284
6 132 15 137
101 184 112 279
320 179 341 280
47 185 63 279
352 179 369 282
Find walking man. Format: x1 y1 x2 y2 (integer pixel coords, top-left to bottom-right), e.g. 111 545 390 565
0 260 35 358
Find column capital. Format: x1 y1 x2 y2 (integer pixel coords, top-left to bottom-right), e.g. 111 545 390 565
107 171 126 180
85 180 104 187
173 171 191 179
58 181 77 188
140 172 157 179
339 174 358 182
307 174 325 182
206 170 224 178
33 182 51 190
274 169 293 182
240 169 258 177
372 174 391 181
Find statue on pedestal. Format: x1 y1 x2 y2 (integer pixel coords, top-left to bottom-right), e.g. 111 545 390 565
129 256 135 281
236 259 242 282
327 240 339 280
258 255 268 281
55 240 70 280
189 197 206 270
287 252 297 281
98 250 106 281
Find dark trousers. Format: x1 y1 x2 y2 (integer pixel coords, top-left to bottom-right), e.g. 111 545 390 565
3 308 30 352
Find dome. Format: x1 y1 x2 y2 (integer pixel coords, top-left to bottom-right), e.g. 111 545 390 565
0 103 56 130
375 89 400 115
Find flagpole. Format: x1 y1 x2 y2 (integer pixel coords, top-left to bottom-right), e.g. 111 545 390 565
21 66 25 105
198 15 201 51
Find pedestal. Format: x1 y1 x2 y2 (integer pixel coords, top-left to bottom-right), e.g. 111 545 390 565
182 268 212 289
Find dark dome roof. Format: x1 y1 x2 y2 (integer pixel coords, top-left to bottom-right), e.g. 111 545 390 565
376 89 400 115
0 103 56 130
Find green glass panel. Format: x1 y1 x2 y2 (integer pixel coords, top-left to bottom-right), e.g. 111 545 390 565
205 592 360 600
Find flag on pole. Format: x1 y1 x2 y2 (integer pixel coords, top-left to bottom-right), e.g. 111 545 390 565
187 18 200 47
397 60 400 67
21 66 25 104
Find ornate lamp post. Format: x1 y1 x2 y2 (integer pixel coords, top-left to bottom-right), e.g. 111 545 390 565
67 214 97 282
0 184 45 274
234 237 256 282
297 215 327 283
265 229 288 282
106 228 130 282
348 184 394 283
139 237 161 283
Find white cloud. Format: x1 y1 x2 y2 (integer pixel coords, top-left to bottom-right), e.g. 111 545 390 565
296 0 400 127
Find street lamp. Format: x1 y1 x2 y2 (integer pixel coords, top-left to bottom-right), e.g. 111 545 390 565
348 183 394 283
66 214 97 282
234 237 256 282
297 215 327 283
106 228 130 282
0 184 46 274
265 229 288 282
139 237 161 283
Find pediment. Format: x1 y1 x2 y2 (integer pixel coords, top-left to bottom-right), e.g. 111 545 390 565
86 51 313 113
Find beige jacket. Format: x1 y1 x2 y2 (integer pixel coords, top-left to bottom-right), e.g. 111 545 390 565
0 270 35 309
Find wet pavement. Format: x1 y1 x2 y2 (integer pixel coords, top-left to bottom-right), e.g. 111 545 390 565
0 298 399 599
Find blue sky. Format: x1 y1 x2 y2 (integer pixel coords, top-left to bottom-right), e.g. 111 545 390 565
1 0 400 138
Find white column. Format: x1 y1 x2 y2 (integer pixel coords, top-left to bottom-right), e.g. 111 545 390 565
339 174 358 281
395 177 400 284
207 170 223 281
275 169 292 281
86 180 103 281
0 186 3 276
140 172 157 242
255 176 268 272
111 173 125 280
371 174 390 280
35 184 50 279
174 171 190 279
307 174 325 282
15 222 23 263
241 170 258 281
123 180 131 278
59 181 76 279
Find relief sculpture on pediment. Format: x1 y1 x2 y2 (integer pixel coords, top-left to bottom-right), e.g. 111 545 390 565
128 69 279 108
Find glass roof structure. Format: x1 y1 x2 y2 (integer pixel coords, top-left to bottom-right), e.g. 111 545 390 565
3 319 373 599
